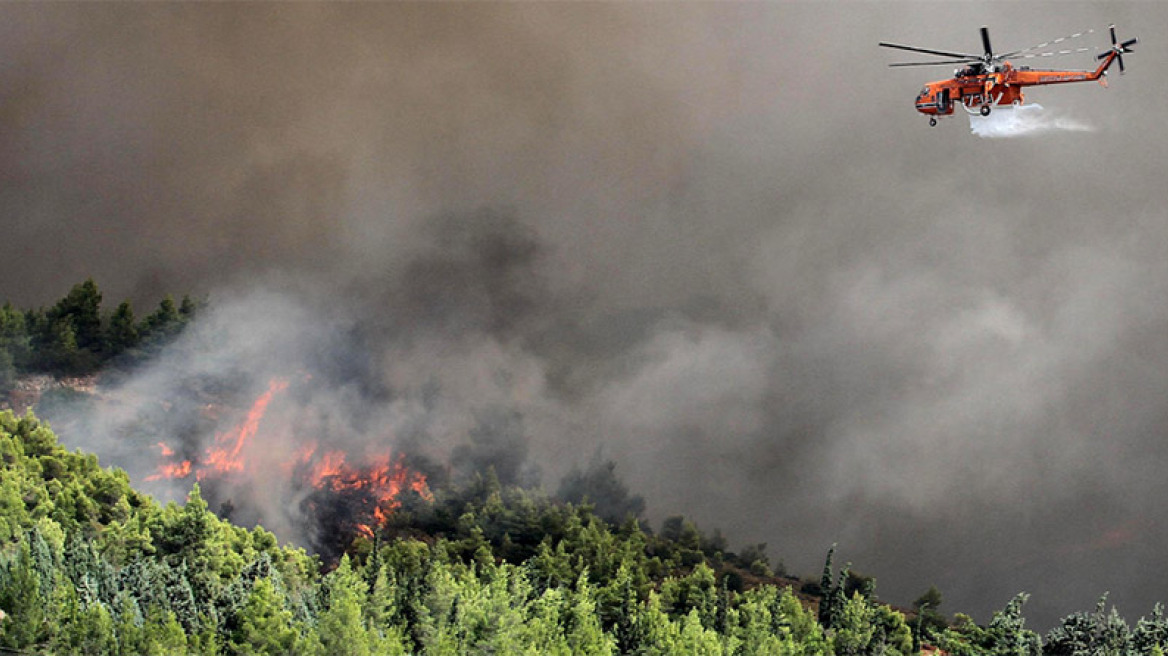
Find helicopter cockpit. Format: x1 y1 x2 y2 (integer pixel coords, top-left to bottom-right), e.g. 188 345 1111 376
954 64 984 78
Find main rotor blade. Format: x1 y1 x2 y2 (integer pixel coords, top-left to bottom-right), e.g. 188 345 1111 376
999 28 1094 58
1013 47 1093 60
1122 37 1138 49
889 59 980 67
879 41 982 59
981 26 993 58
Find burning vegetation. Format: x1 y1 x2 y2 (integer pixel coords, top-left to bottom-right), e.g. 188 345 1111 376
145 376 434 558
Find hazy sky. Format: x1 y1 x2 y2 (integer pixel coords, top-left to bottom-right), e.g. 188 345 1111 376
3 1 1167 629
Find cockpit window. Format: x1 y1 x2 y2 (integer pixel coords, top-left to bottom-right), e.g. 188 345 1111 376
920 88 929 97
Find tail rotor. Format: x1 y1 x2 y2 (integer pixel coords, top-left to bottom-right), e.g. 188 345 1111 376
1098 24 1137 73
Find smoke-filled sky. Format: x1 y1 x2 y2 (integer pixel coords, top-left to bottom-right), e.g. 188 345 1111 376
4 1 1168 629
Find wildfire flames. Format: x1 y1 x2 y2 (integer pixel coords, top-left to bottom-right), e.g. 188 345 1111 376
297 446 432 538
200 378 289 479
147 377 433 541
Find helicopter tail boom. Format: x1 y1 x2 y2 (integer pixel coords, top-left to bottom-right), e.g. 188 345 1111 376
1009 25 1135 87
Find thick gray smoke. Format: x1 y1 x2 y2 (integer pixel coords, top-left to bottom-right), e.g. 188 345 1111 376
3 1 1168 629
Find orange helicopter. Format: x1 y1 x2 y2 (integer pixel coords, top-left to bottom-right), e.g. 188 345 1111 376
880 25 1136 126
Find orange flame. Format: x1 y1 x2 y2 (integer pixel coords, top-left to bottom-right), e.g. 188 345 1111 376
311 450 349 483
146 378 289 483
305 449 434 530
199 378 289 479
145 458 192 482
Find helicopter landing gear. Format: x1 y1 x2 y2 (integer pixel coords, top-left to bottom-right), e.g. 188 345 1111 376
980 104 991 116
929 117 937 127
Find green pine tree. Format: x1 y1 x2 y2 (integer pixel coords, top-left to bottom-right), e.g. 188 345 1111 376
106 300 140 356
230 577 298 655
53 278 104 353
318 555 374 656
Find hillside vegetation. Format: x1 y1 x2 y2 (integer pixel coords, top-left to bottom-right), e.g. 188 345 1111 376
2 282 1167 654
3 411 1168 655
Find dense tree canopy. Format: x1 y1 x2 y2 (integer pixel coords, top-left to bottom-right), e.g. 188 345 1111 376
0 279 199 387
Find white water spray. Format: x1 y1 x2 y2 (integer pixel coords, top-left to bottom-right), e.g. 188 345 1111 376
969 103 1094 138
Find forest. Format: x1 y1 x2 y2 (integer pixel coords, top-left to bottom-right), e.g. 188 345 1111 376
1 281 1167 655
0 278 198 391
